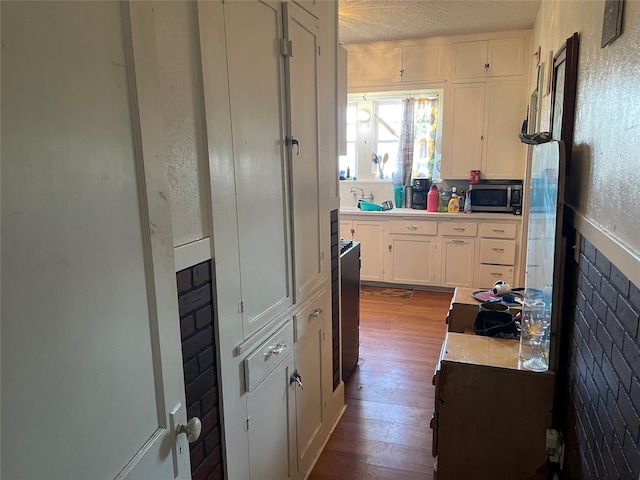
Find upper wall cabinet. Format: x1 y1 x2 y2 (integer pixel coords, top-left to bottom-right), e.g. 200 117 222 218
347 41 446 88
284 2 327 302
451 36 526 80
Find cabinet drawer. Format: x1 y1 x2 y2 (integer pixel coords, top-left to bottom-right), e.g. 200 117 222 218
479 239 516 265
388 220 437 235
293 289 328 341
439 222 477 237
244 320 294 392
478 264 514 288
479 223 516 239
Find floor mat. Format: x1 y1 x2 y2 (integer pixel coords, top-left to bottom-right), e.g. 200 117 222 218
360 286 414 299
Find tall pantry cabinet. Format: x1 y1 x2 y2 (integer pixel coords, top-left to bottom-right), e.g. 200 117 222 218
198 1 340 479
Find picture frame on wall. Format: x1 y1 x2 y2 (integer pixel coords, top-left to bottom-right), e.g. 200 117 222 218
601 0 624 48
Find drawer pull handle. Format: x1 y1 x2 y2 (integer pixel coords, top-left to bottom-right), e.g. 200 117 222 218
491 272 502 276
492 229 505 233
492 248 505 252
453 240 465 244
407 226 418 230
265 341 287 358
453 227 465 232
311 308 323 319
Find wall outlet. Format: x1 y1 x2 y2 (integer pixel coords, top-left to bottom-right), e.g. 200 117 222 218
546 428 565 468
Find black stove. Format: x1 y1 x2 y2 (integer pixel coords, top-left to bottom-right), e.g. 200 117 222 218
340 239 358 256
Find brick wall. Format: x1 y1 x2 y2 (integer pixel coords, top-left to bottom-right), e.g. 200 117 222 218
560 235 640 479
176 261 224 480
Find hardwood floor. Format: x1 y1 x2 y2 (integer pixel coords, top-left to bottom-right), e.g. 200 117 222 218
309 288 453 480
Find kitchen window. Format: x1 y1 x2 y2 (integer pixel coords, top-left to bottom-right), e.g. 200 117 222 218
338 90 442 182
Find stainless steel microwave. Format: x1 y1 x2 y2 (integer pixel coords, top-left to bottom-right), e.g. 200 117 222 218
469 181 523 214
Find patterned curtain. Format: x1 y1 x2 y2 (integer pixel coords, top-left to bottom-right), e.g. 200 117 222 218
394 98 416 186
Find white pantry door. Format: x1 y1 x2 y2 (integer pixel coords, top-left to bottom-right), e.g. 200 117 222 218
1 2 191 479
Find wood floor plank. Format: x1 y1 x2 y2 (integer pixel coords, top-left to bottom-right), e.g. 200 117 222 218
309 287 452 480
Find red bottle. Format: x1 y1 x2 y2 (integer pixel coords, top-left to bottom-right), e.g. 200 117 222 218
427 185 439 212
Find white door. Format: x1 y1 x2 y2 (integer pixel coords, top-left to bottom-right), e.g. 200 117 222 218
2 3 191 479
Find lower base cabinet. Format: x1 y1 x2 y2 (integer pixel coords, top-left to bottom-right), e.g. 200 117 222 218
294 319 325 475
247 353 296 479
440 238 475 288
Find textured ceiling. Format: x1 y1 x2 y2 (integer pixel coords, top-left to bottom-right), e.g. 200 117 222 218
339 0 542 44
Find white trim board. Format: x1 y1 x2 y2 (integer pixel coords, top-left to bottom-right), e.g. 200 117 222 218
567 208 640 288
174 237 212 272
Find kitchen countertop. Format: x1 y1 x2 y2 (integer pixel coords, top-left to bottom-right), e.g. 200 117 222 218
339 206 523 221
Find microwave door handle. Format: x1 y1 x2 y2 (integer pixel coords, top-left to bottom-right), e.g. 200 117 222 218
507 186 512 205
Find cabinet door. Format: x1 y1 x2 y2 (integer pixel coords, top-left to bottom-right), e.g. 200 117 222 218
441 83 485 179
340 219 354 240
402 43 445 82
226 0 292 337
353 220 385 281
482 81 526 178
386 235 439 285
361 47 403 85
285 3 325 301
487 37 526 77
247 353 295 480
441 238 475 288
293 320 325 476
451 40 488 80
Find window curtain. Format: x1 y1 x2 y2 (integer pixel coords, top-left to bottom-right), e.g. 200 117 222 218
393 98 416 187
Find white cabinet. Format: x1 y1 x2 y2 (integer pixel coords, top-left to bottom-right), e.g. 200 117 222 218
440 221 477 288
477 222 519 288
353 220 385 281
442 80 526 180
451 36 526 80
402 43 446 82
245 322 296 479
340 220 354 240
292 289 331 476
442 82 485 178
224 0 293 337
285 2 326 302
347 41 446 88
384 219 439 285
441 238 476 288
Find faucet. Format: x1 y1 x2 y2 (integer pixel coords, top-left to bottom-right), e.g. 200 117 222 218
350 185 374 203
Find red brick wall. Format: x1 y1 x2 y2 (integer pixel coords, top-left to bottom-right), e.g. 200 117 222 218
560 234 640 479
176 261 223 480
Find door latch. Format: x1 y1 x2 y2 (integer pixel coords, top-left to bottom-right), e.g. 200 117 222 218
290 370 303 390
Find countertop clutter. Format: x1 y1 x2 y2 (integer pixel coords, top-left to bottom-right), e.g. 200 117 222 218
340 206 523 221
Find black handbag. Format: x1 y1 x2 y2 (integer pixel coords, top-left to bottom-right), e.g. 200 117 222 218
473 311 519 339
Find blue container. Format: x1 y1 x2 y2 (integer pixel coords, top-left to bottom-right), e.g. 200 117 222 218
394 185 404 208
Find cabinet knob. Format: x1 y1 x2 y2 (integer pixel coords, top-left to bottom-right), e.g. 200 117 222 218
311 308 323 319
485 63 490 70
388 244 392 252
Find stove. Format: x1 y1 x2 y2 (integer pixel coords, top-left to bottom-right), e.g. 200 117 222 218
339 239 360 383
340 239 358 256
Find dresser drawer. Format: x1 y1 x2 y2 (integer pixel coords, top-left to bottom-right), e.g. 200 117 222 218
294 288 328 341
479 239 516 265
244 320 294 392
388 219 437 235
478 264 515 288
479 223 517 239
439 222 477 237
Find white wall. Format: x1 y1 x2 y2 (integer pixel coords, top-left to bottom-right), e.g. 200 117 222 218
533 0 640 257
154 1 212 248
